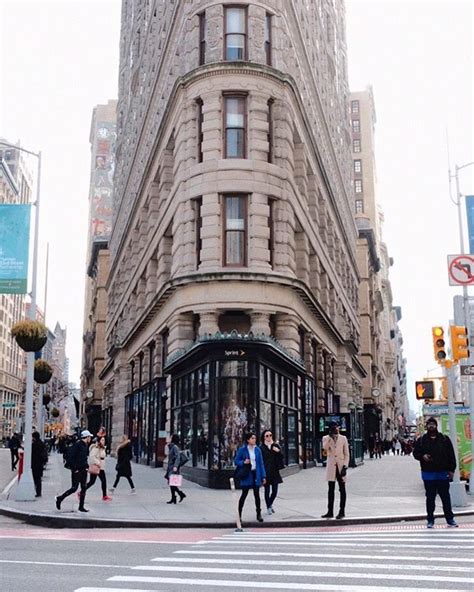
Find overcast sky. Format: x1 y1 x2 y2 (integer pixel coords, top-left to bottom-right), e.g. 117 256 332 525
1 1 473 413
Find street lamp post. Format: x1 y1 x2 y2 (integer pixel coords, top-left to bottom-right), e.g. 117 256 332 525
0 141 41 501
449 160 474 498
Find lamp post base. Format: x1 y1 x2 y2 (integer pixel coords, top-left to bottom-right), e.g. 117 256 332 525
14 469 36 501
450 480 469 507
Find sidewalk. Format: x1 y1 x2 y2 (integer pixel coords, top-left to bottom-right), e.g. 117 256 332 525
1 450 473 528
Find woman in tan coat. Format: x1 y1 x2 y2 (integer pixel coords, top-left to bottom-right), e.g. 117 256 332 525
321 421 350 519
86 436 112 501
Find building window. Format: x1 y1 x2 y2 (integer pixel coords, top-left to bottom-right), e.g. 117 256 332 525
355 179 363 193
223 195 247 266
353 139 361 153
194 197 203 268
267 98 274 163
224 94 246 158
298 326 306 360
268 197 275 268
354 159 362 174
225 6 247 60
199 12 206 65
352 119 360 133
196 98 203 163
351 100 359 114
160 329 169 375
265 13 272 65
355 199 364 214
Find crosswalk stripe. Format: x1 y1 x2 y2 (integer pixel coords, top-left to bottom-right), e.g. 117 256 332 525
218 531 474 538
148 556 471 573
102 577 472 592
175 549 474 563
217 535 472 542
116 566 472 583
196 539 471 549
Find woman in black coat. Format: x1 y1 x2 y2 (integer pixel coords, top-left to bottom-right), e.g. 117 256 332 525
260 429 284 515
110 435 135 493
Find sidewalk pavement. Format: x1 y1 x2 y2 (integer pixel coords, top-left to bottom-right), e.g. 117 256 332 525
1 449 473 528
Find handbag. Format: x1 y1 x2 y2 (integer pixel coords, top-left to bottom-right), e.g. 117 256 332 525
169 474 183 487
88 463 100 475
234 462 251 481
179 451 189 466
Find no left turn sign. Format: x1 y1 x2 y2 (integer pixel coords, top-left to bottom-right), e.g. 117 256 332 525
448 254 474 286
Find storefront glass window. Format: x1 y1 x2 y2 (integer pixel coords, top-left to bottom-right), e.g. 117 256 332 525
288 409 298 464
182 405 193 455
260 400 272 434
219 376 253 468
196 401 209 468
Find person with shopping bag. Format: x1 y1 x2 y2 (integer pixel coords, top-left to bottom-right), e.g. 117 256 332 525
165 434 187 504
85 436 112 501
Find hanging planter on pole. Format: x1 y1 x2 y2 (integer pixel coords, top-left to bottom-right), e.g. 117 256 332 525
34 359 53 384
50 407 60 418
42 393 51 406
11 320 47 352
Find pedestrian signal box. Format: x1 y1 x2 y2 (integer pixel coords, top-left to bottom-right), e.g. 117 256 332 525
432 326 447 363
415 381 435 400
450 325 469 362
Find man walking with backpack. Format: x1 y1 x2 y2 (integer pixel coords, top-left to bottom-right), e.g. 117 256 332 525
55 430 92 512
413 416 458 528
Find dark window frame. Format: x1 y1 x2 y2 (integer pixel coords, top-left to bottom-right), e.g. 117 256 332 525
265 12 272 65
355 179 363 193
351 100 359 114
352 119 360 133
223 92 247 159
222 193 248 267
196 97 204 163
193 196 203 268
268 196 276 268
355 199 364 214
198 11 206 65
354 159 362 174
267 98 274 163
353 138 361 153
224 5 248 61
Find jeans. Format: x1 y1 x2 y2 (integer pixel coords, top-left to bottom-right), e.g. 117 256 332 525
423 479 454 522
238 470 262 517
86 470 107 496
113 475 135 489
10 449 19 470
58 469 88 509
264 483 279 509
327 467 346 515
32 468 43 496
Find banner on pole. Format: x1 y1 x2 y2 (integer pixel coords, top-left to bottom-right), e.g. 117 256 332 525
0 204 31 294
466 195 474 255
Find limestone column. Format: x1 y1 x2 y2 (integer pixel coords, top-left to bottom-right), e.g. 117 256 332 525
275 313 300 359
199 311 219 337
168 312 195 354
250 311 271 336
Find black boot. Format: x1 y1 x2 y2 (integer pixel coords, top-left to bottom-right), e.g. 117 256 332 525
178 491 186 503
166 498 177 504
321 512 334 518
336 511 345 519
256 511 264 522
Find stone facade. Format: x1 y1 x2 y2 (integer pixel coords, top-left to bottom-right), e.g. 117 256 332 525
103 0 366 474
350 87 408 441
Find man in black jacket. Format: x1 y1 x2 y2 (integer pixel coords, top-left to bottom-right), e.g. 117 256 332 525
55 430 92 512
31 431 47 497
413 417 458 528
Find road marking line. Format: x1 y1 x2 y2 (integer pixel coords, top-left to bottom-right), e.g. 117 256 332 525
217 535 474 541
119 566 473 583
0 535 196 544
0 559 131 568
103 577 472 592
1 475 17 496
149 557 470 572
174 550 473 563
195 539 472 549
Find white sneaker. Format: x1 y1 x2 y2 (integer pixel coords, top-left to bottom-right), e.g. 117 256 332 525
271 507 275 514
109 487 115 493
130 488 136 494
267 508 272 515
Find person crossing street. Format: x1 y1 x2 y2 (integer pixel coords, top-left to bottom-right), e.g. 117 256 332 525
55 430 92 512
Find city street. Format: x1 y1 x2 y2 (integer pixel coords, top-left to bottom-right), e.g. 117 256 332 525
1 519 473 592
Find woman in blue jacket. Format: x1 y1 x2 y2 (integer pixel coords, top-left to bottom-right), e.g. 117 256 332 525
234 432 266 522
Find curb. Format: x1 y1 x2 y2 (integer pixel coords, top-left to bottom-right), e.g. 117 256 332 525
1 504 473 529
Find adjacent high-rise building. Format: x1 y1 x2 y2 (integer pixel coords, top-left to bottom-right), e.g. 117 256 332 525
101 0 368 486
81 100 117 435
350 88 408 442
0 144 33 438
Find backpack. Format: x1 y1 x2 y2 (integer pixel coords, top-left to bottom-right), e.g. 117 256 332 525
64 442 75 470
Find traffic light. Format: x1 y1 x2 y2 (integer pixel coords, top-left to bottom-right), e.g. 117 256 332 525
416 381 435 400
432 326 447 363
450 325 469 362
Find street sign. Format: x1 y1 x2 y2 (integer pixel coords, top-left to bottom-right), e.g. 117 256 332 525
2 402 16 408
416 381 435 400
460 365 474 381
448 254 474 286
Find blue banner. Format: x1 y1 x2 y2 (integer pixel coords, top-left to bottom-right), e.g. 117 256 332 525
466 196 474 255
0 204 31 294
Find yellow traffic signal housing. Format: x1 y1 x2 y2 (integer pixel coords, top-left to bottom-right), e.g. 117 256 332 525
432 326 447 363
450 325 469 362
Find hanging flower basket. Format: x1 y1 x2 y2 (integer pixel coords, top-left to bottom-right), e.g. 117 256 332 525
42 394 51 406
50 407 60 418
34 360 53 384
11 320 47 352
